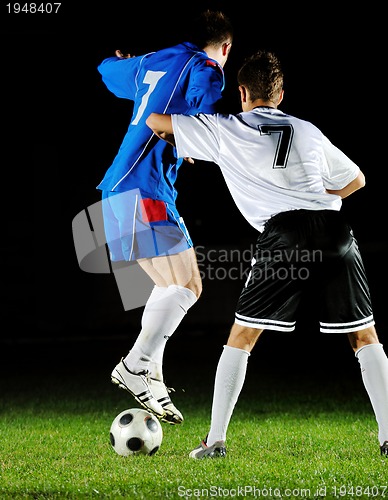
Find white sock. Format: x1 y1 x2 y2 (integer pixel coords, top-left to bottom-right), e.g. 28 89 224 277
355 343 388 445
124 284 197 375
207 345 250 446
123 286 167 373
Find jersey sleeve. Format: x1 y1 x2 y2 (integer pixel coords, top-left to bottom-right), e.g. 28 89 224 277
321 135 360 190
185 59 225 113
97 56 139 100
172 113 220 162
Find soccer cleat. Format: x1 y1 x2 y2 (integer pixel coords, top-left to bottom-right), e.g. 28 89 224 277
111 358 166 419
149 378 184 425
381 441 388 457
189 437 226 459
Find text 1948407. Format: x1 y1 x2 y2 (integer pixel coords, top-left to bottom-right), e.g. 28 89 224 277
6 3 61 13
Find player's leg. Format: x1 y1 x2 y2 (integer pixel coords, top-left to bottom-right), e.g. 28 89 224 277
201 210 304 446
127 247 201 374
208 324 263 442
110 195 201 422
348 326 388 456
137 247 201 372
190 213 305 458
114 248 201 423
317 212 386 454
189 323 263 459
102 191 168 417
132 201 202 379
138 246 202 292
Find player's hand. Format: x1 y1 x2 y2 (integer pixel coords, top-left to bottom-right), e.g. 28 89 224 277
184 157 195 164
115 50 135 59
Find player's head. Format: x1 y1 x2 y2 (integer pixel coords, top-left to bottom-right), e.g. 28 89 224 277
189 10 233 67
237 50 284 109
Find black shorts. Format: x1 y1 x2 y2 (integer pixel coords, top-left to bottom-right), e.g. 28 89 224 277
235 209 374 333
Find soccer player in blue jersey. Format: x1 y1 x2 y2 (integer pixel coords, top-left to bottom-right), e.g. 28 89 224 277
97 10 233 424
146 50 388 456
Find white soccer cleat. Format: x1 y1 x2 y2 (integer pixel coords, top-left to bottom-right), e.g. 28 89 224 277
149 378 184 425
189 436 226 459
111 358 166 419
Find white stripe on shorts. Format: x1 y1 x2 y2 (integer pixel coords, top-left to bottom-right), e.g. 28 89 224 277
235 313 296 332
320 314 375 333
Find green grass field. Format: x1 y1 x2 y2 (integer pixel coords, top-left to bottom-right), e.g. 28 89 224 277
1 333 387 499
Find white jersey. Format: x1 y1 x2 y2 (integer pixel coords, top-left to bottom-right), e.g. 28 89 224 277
172 107 360 232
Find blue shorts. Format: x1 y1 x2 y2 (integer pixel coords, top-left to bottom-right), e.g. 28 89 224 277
101 189 193 262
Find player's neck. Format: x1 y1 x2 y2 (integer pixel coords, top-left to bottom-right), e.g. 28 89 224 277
251 99 277 110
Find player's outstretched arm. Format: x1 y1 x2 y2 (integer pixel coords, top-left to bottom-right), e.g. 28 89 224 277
146 113 175 146
326 171 366 199
146 113 195 164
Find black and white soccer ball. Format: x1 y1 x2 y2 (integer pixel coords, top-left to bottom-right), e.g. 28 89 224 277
109 408 163 456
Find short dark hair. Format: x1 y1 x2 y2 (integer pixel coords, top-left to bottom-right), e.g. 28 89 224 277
189 9 233 49
237 50 283 103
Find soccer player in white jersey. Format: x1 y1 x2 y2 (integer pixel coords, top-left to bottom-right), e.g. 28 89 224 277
146 50 388 457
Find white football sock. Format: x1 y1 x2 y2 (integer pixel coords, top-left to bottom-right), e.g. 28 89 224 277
207 345 250 446
148 344 166 381
355 343 388 445
123 286 167 373
124 284 197 375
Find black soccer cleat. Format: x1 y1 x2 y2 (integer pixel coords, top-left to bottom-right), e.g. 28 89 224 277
380 440 388 457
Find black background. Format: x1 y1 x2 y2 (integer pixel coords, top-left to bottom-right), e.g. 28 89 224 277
1 2 386 366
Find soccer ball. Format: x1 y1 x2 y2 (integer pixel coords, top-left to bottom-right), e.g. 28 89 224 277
109 408 163 456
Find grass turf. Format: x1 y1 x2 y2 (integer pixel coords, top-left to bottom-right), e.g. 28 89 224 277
1 336 387 499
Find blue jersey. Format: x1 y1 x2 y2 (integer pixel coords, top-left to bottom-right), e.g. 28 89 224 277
97 42 225 204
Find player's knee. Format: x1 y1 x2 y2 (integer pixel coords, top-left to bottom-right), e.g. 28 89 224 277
227 323 262 352
348 325 379 351
186 278 202 299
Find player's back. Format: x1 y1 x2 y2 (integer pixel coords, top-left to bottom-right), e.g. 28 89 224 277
97 42 225 199
172 107 359 230
131 42 224 122
226 108 325 193
212 107 357 230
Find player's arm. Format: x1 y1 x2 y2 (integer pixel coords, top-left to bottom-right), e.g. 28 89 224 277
326 170 365 199
97 53 138 99
146 113 195 164
322 135 365 199
146 113 175 146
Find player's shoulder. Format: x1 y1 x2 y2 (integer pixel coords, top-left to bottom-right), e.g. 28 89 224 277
282 112 321 131
185 46 223 73
194 50 222 71
204 58 223 76
190 56 224 87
